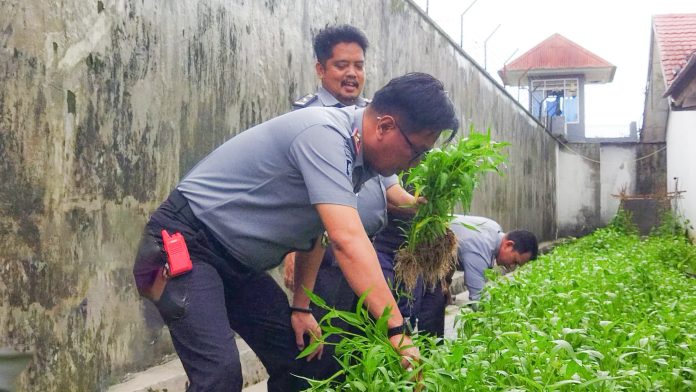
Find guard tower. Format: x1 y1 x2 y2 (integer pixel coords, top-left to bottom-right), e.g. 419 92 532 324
498 33 616 141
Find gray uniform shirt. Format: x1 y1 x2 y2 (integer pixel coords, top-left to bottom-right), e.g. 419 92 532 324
177 106 375 272
297 87 388 236
450 215 504 301
293 86 371 109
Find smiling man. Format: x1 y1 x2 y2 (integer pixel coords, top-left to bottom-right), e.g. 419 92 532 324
293 25 368 109
133 72 459 391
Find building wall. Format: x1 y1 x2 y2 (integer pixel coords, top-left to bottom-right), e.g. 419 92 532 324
0 0 557 389
556 143 601 237
641 33 669 143
666 110 696 240
600 145 637 224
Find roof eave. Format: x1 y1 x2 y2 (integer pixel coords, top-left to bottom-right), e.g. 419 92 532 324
499 66 615 86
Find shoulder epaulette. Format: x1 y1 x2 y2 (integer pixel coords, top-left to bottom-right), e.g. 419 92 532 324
292 93 319 109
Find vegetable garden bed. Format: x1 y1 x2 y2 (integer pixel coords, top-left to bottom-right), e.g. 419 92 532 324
306 217 696 391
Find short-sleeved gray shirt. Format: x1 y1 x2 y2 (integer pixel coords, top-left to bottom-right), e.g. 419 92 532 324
299 87 389 236
450 215 504 301
314 86 370 108
177 106 375 272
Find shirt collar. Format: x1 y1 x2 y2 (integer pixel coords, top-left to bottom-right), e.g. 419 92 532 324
317 86 368 108
492 232 504 267
350 107 376 192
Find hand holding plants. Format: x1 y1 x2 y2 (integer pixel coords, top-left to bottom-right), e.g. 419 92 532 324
389 333 420 369
396 127 508 289
290 312 323 361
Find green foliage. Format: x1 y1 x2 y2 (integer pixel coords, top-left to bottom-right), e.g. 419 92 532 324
652 208 693 239
304 226 696 391
606 207 638 235
300 290 423 391
401 126 508 251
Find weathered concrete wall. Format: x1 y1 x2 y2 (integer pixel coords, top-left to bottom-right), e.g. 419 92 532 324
635 142 667 195
0 0 557 390
556 143 601 237
600 144 637 224
666 110 696 240
641 32 669 143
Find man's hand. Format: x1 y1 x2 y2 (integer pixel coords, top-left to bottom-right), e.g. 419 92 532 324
386 183 427 215
291 312 323 361
389 334 420 369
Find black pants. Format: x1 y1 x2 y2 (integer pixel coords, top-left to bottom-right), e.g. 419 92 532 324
133 190 306 391
377 250 447 337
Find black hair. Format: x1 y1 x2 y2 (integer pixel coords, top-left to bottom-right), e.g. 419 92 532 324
371 72 459 141
313 25 369 66
507 230 539 260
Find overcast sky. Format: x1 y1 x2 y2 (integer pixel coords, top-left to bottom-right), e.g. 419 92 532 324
412 0 694 137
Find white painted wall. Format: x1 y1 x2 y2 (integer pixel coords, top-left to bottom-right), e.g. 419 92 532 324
556 144 600 236
600 145 637 223
666 110 696 240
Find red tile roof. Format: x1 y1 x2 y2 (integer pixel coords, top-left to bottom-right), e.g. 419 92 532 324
498 33 615 86
653 13 696 88
505 33 614 71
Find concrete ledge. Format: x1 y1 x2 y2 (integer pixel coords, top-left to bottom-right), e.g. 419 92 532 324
107 337 267 392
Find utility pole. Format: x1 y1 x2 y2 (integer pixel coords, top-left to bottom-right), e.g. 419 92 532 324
483 23 501 71
459 0 478 48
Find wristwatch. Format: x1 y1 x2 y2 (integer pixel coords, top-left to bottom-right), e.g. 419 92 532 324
387 320 411 337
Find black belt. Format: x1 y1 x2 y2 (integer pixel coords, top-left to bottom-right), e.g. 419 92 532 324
166 189 253 276
167 189 205 232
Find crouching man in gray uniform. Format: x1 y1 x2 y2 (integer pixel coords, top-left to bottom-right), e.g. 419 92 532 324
133 72 459 391
452 215 539 303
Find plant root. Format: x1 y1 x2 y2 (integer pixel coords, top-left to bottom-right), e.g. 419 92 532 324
394 228 458 291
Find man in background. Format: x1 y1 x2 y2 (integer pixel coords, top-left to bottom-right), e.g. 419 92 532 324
452 215 539 303
293 24 369 109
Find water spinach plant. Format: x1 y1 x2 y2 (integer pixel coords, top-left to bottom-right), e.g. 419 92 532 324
395 127 508 289
304 214 696 391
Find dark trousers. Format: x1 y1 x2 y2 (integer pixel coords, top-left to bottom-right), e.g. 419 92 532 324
377 250 447 337
133 190 306 392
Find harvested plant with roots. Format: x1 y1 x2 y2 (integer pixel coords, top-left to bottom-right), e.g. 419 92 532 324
395 127 508 289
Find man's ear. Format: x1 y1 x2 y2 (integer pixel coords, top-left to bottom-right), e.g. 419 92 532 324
374 116 394 140
379 115 398 132
315 61 325 79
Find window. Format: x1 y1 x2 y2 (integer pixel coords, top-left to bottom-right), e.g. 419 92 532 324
530 79 580 124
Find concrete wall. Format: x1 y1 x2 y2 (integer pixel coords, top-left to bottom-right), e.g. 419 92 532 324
641 33 669 143
666 110 696 240
0 0 557 390
557 140 669 235
600 144 637 224
556 143 600 237
635 143 667 195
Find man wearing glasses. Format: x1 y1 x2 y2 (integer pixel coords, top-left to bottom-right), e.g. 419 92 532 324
132 72 458 391
284 24 426 381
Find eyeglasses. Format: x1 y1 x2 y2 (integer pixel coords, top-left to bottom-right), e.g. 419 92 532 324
393 120 431 163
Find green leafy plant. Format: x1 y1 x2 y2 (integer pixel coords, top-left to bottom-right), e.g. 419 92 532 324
298 290 424 391
395 126 508 289
304 214 696 391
